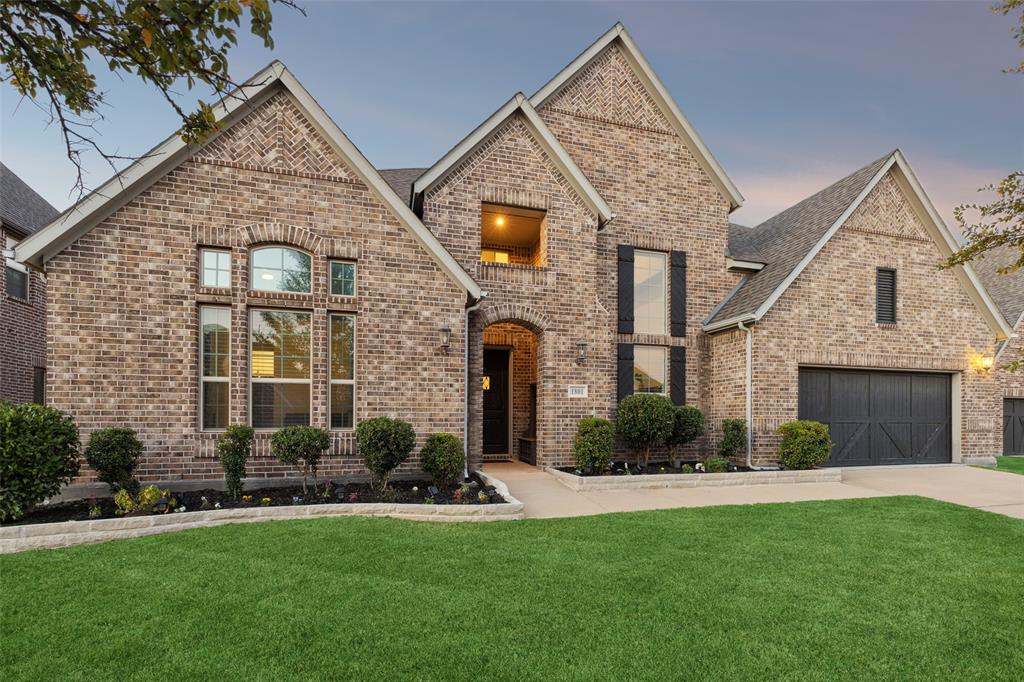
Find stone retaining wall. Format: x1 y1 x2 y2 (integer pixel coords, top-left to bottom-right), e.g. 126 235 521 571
546 467 842 492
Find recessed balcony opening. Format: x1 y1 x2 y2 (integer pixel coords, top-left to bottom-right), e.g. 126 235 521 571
480 203 547 267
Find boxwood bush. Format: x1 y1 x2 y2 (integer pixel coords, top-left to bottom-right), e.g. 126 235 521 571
0 401 80 522
420 432 464 488
777 420 832 470
703 455 730 473
718 419 747 460
217 425 254 500
84 427 142 493
668 405 705 466
616 394 675 467
573 417 614 472
271 426 330 495
357 416 415 493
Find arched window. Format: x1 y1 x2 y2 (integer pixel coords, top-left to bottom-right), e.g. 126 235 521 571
250 246 312 293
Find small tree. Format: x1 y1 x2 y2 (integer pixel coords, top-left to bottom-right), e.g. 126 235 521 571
573 417 614 472
0 401 80 522
616 394 675 467
667 405 705 467
270 426 329 496
356 417 416 493
719 419 747 460
777 420 832 470
84 427 142 493
420 433 465 488
217 425 254 500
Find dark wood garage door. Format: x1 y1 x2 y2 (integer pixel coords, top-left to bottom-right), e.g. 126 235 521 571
1003 399 1024 455
798 368 952 466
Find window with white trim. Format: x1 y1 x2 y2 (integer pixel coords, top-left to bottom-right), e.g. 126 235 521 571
250 309 311 428
330 261 356 296
634 250 667 335
330 314 355 429
633 345 667 395
200 306 230 430
5 236 29 300
201 248 231 288
251 246 312 293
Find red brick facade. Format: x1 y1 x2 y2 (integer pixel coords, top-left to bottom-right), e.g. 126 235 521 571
1 225 46 404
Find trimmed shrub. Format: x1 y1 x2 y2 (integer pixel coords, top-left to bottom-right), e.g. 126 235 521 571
357 417 416 493
777 420 832 470
217 425 254 500
668 405 705 466
617 394 675 467
574 417 614 472
703 456 729 473
84 427 142 493
421 433 465 488
270 426 330 495
719 419 747 460
0 401 80 522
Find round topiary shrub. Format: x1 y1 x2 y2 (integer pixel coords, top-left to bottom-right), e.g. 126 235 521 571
777 420 832 470
356 416 416 493
84 427 142 493
574 417 614 472
0 401 80 522
718 419 747 460
616 394 675 467
668 405 705 466
270 425 330 495
420 432 465 488
218 424 254 500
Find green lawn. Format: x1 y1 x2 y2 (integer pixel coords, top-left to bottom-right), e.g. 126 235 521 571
996 455 1024 475
2 497 1022 681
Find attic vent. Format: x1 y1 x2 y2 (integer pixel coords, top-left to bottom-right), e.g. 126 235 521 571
876 268 896 324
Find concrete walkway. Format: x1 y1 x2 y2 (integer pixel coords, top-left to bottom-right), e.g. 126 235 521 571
482 461 1024 520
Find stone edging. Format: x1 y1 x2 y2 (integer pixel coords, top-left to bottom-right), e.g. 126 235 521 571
0 471 523 554
545 466 843 492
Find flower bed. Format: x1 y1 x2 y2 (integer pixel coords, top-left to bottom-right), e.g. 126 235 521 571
547 463 842 492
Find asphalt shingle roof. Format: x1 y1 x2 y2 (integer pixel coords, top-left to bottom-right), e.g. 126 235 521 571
0 163 59 237
972 242 1024 326
710 152 894 324
378 168 426 205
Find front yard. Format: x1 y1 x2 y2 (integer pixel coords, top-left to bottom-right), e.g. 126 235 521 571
996 455 1024 475
2 496 1021 680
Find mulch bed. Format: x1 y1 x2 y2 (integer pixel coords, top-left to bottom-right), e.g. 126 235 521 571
6 474 505 527
558 461 750 477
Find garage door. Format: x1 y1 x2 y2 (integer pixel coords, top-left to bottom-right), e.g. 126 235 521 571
1003 399 1024 455
798 368 951 466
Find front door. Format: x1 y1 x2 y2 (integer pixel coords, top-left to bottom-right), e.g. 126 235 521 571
483 348 511 456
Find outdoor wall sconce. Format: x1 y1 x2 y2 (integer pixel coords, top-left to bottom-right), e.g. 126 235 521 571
575 340 588 366
439 324 452 353
977 353 995 372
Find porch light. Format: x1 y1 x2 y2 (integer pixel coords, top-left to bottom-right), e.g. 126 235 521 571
495 216 505 226
439 323 452 353
979 354 995 371
575 340 588 366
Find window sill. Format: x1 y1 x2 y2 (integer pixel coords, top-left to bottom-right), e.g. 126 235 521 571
876 322 898 329
5 294 30 304
479 261 548 272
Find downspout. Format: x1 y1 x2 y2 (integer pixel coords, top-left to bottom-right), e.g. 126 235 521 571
463 293 487 480
736 320 777 471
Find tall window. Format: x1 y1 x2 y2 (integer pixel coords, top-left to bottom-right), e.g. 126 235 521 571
200 307 230 430
251 246 312 293
250 310 311 428
201 248 231 288
330 261 356 296
5 236 28 300
634 346 667 395
876 268 897 324
330 314 355 429
634 250 667 334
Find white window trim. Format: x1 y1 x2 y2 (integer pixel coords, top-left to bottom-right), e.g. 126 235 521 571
329 313 356 431
199 306 231 432
633 249 668 336
634 345 669 396
329 260 357 297
249 245 313 294
200 247 231 289
248 308 313 431
5 236 29 301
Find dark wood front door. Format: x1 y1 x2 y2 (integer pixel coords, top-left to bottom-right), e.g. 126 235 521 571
1003 399 1024 455
483 348 511 456
799 368 951 466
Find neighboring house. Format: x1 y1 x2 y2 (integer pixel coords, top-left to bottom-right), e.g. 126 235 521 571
14 23 1009 484
1 163 58 404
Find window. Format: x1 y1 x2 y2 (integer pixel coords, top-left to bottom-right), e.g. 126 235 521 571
330 314 355 429
876 268 897 324
33 367 45 405
480 248 510 265
633 346 667 394
201 248 231 288
480 203 546 266
634 250 667 335
5 236 28 300
250 309 311 428
330 261 356 296
251 246 312 293
200 307 230 430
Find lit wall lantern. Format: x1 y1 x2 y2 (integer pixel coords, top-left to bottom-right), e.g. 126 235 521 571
439 323 452 353
978 354 995 371
575 340 588 366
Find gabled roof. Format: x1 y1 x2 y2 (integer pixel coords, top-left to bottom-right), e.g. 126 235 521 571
530 22 743 211
972 243 1024 328
412 93 614 226
726 222 764 263
0 163 59 237
705 150 1012 340
14 62 482 300
379 168 426 206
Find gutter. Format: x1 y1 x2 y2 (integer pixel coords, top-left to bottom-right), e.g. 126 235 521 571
463 293 487 479
736 320 778 471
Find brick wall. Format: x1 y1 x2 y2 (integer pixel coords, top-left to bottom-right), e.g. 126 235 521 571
1 225 46 404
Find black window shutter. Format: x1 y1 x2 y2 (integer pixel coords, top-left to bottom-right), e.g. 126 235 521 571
670 250 687 337
670 346 686 405
876 268 896 324
617 343 634 403
617 245 634 334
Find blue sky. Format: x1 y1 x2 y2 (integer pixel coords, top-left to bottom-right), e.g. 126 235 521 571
2 1 1021 226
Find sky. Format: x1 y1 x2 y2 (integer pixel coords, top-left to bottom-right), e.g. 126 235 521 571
2 1 1021 227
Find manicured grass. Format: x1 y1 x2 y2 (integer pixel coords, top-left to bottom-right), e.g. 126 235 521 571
996 455 1024 475
2 497 1022 681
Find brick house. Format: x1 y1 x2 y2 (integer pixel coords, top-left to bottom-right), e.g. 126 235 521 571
14 23 1009 484
2 163 58 404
